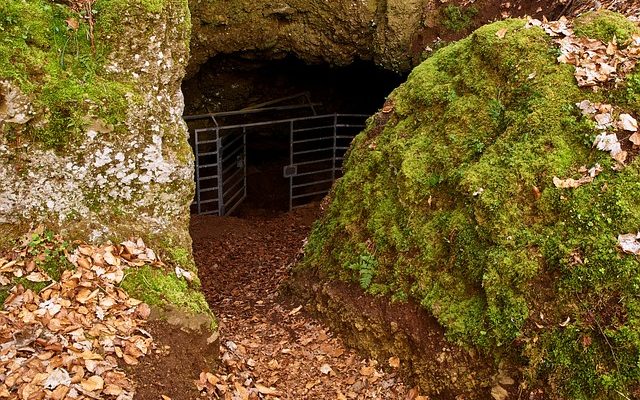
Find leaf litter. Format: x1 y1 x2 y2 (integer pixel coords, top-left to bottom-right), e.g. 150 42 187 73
190 209 424 399
0 234 162 399
527 16 640 258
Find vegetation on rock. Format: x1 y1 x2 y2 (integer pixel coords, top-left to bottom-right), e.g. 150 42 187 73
440 4 479 33
301 12 640 399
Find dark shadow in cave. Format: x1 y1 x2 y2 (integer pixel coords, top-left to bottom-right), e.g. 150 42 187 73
182 55 405 216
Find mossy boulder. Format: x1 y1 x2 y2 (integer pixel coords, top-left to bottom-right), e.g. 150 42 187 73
299 14 640 399
0 1 216 338
0 0 193 261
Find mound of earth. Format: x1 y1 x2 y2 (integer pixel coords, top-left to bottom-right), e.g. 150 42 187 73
294 11 640 399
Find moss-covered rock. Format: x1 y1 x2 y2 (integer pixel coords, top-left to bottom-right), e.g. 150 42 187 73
298 14 640 399
575 9 639 43
0 0 193 259
0 0 216 341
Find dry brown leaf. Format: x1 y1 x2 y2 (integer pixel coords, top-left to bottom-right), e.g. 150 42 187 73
123 354 139 365
620 113 638 132
491 384 509 400
81 375 105 392
496 28 508 39
388 356 400 368
104 384 124 396
255 383 280 395
360 365 375 376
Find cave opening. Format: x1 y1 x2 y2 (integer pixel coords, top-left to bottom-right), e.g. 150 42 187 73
182 55 404 216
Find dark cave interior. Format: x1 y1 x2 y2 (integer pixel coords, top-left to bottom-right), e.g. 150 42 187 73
182 55 405 215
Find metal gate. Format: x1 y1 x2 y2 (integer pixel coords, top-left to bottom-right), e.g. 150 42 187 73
192 126 247 215
186 110 368 215
286 114 368 210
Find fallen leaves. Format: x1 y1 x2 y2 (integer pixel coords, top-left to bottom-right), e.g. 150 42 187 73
0 235 162 399
576 100 639 165
491 384 509 400
620 113 638 132
80 376 105 392
553 164 602 189
527 17 640 88
618 232 640 254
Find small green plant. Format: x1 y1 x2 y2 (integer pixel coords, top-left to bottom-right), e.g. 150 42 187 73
348 252 378 290
440 5 478 33
27 230 73 281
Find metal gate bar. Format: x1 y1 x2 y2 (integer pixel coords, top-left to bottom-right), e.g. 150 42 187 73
288 114 368 210
187 112 368 215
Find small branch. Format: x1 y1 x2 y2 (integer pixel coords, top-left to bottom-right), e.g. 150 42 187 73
84 0 95 53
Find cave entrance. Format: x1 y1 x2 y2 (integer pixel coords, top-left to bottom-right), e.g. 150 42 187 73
182 55 404 215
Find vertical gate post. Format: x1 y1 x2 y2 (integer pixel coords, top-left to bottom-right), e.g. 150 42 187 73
216 128 224 216
332 114 338 182
194 129 201 215
289 120 294 211
243 127 247 203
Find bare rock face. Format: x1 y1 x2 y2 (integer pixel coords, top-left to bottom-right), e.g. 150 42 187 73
0 1 193 258
188 0 433 77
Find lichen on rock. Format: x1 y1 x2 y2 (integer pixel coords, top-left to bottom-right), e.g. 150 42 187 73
298 13 640 399
0 0 215 340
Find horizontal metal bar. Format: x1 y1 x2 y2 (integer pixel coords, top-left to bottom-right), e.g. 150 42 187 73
184 102 322 121
196 150 218 157
293 147 333 156
196 139 220 146
198 163 219 169
335 135 357 139
199 187 219 193
197 175 219 182
293 168 334 177
335 124 366 128
292 189 331 199
292 125 334 133
194 127 219 134
292 178 334 189
335 146 350 150
292 157 334 166
199 199 220 205
199 210 220 215
335 114 370 118
293 136 333 145
199 114 369 132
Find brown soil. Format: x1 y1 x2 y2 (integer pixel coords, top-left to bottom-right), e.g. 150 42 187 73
188 205 418 399
289 271 527 400
127 321 213 400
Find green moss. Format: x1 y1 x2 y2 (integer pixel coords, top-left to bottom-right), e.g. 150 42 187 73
0 0 188 149
440 4 478 33
0 0 135 148
0 230 72 304
121 265 215 329
574 10 639 43
302 15 640 398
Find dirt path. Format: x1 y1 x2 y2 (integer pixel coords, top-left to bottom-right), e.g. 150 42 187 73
190 206 416 399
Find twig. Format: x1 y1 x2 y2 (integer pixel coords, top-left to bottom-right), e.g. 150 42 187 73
615 390 631 400
84 0 95 53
